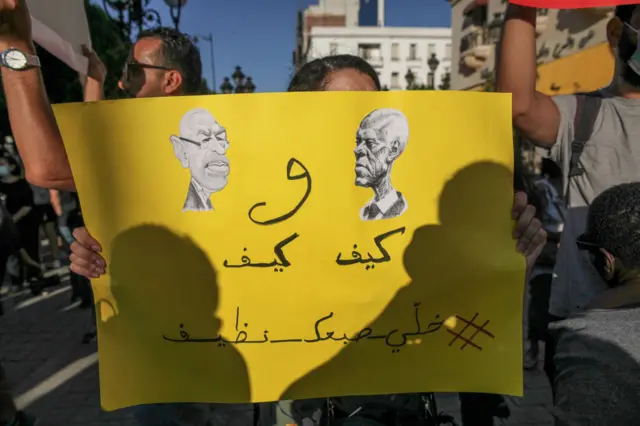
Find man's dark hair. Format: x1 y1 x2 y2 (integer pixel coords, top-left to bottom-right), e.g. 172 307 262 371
585 182 640 270
616 4 639 23
138 27 202 95
288 54 381 92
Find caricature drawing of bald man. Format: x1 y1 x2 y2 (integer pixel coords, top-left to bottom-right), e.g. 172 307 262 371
170 108 230 212
354 108 409 221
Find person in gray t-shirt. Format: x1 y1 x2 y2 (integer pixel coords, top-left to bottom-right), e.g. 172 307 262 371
552 183 640 425
499 4 640 320
498 3 640 386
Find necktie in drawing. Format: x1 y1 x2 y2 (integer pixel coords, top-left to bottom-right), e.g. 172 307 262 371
367 204 381 220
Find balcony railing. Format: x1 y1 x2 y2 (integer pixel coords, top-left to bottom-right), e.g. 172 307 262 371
361 54 383 67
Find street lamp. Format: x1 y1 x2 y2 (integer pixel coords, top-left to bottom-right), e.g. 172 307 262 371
102 0 187 38
163 0 187 30
220 77 233 94
193 33 216 92
220 67 256 94
232 66 245 91
427 53 440 89
487 13 504 44
405 69 415 90
244 77 256 93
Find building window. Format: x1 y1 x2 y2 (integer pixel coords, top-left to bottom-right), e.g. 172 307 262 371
409 43 418 60
391 43 399 61
391 72 399 88
330 42 338 55
427 43 435 57
445 43 451 59
358 43 382 61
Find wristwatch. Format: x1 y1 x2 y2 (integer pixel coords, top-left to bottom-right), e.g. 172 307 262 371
0 48 40 71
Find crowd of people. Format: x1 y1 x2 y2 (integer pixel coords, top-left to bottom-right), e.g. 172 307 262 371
0 0 639 425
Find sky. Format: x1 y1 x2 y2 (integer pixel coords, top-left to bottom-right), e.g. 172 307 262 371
97 0 452 93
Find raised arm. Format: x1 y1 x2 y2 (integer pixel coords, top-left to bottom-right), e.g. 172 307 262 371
0 0 75 190
496 4 561 146
81 44 106 102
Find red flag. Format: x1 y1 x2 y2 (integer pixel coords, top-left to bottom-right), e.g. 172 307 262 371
509 0 638 8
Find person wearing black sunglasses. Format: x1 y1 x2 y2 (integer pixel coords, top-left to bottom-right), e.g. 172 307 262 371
552 182 640 425
118 27 202 99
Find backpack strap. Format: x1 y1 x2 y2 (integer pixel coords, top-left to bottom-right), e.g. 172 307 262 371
567 94 602 178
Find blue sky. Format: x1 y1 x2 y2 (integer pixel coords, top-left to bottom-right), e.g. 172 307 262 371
97 0 451 93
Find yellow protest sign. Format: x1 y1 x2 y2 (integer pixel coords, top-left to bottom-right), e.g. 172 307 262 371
53 91 523 411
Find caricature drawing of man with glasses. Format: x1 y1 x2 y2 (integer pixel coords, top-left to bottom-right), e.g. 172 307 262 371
170 108 230 212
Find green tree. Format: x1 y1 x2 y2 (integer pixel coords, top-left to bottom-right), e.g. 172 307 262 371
198 77 215 94
438 72 451 90
84 0 131 99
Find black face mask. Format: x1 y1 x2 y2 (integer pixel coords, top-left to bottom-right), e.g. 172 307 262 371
618 28 640 88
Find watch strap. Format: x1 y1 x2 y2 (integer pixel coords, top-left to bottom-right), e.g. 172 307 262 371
24 53 40 68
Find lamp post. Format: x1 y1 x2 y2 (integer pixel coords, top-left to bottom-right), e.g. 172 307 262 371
427 53 440 89
404 69 415 90
102 0 187 38
219 67 256 94
193 33 216 92
163 0 187 30
220 77 233 94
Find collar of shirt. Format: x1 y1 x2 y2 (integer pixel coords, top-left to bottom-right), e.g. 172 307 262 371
370 190 399 216
191 178 210 208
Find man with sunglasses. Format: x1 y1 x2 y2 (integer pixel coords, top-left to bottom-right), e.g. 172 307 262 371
0 3 202 192
552 182 640 425
118 27 201 99
497 4 640 388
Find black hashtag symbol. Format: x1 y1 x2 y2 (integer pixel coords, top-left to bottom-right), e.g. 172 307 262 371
446 313 495 350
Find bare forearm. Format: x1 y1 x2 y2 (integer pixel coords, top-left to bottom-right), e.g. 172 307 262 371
496 5 537 115
83 79 104 102
496 5 559 145
1 41 76 191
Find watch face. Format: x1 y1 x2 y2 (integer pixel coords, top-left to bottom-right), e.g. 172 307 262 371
4 49 27 69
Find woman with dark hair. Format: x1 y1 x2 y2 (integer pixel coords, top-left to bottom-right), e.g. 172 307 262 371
288 54 381 92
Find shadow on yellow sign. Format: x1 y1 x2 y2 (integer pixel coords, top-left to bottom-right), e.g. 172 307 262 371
53 91 523 410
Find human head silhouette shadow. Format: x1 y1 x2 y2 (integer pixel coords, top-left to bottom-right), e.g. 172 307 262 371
281 161 521 422
97 225 250 409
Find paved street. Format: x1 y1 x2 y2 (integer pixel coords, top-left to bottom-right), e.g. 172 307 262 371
1 275 553 426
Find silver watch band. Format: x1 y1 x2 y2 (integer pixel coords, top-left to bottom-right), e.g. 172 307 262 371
24 54 40 68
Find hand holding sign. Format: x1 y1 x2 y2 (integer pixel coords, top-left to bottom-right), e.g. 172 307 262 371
0 0 32 50
509 0 635 8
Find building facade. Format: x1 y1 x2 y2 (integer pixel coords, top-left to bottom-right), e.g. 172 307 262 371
449 0 615 93
293 0 452 90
